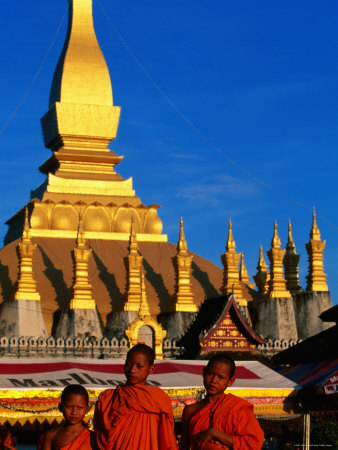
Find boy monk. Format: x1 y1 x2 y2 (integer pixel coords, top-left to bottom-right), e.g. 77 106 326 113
94 343 178 449
180 354 264 449
39 385 95 449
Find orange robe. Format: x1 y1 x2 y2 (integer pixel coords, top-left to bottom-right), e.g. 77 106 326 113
189 393 264 450
94 384 178 450
38 427 94 450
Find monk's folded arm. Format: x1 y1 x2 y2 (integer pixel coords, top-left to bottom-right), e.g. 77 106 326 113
206 427 233 448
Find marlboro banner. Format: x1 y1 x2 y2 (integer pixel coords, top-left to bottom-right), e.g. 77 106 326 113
0 359 299 424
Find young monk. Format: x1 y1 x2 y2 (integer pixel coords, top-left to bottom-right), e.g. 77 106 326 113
39 385 95 450
94 343 178 449
180 354 264 449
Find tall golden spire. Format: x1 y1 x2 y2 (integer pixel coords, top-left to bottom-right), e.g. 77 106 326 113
174 218 196 312
124 217 143 311
283 220 301 293
40 0 123 186
267 221 291 298
70 217 96 309
14 209 40 301
221 220 246 306
139 271 151 318
305 210 328 291
49 0 114 108
253 245 269 295
239 252 254 289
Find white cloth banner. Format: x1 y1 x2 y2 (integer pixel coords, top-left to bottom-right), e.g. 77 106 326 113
0 359 297 391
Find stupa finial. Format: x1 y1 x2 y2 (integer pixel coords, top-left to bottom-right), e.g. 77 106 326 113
258 244 268 272
226 219 236 252
306 210 328 291
239 252 254 289
253 245 269 295
271 220 281 249
283 220 301 293
310 207 321 240
22 208 31 243
178 217 188 253
285 219 296 255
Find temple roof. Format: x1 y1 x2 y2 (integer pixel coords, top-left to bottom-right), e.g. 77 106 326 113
179 294 262 359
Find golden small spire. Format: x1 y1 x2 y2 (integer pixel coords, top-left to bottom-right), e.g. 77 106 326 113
221 220 246 306
14 209 41 301
70 220 96 309
124 218 143 311
310 208 321 240
286 220 296 254
258 244 268 272
239 253 254 289
226 219 236 252
284 220 301 293
178 217 188 253
305 209 328 291
267 221 291 298
139 271 151 318
271 220 281 248
174 218 196 312
253 245 269 295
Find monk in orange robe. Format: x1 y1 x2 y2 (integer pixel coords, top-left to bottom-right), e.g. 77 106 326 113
180 354 264 449
39 385 95 450
94 344 178 450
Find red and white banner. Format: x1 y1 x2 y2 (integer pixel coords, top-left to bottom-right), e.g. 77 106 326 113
0 359 297 390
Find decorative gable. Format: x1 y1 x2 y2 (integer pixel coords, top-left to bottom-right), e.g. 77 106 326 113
200 295 263 355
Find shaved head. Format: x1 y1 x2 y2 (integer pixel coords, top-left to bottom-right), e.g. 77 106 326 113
206 353 236 378
127 344 155 365
61 384 89 404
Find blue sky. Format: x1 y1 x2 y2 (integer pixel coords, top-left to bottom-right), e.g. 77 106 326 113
0 0 337 304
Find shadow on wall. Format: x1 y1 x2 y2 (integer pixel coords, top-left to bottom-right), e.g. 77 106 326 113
143 258 172 312
191 261 219 298
38 246 71 309
92 251 123 312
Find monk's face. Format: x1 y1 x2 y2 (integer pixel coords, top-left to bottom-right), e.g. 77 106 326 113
59 393 89 425
203 361 235 398
124 351 154 385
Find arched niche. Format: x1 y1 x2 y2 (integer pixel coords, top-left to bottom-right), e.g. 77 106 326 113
113 208 141 233
83 205 110 232
137 325 155 349
50 204 78 230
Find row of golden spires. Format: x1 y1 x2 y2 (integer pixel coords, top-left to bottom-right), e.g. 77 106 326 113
222 211 328 305
14 208 328 317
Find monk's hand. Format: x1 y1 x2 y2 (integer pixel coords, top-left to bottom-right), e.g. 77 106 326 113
193 428 215 448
